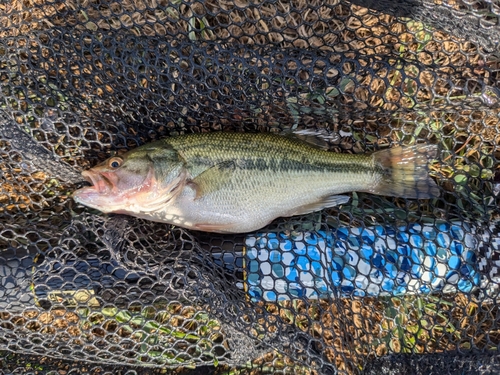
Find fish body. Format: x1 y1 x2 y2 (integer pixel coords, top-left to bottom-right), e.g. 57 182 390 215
73 132 439 233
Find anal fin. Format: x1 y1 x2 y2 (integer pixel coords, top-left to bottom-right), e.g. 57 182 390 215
194 223 237 233
288 195 350 216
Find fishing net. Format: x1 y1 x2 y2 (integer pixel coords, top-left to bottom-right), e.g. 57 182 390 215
1 0 500 374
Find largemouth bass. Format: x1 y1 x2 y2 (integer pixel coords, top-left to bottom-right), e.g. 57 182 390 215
73 132 439 233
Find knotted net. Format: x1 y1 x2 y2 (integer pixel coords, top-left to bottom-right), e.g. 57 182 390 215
1 0 500 374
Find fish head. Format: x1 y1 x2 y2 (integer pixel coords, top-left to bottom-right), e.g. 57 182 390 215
73 142 186 214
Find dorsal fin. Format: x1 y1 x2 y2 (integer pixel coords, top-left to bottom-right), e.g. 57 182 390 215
281 128 339 150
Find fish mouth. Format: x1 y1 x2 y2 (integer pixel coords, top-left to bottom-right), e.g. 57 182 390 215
80 170 113 194
72 169 122 212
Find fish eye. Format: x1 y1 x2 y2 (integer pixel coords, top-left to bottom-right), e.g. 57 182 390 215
108 157 123 169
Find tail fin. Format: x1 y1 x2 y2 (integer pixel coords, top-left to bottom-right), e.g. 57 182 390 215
369 144 440 199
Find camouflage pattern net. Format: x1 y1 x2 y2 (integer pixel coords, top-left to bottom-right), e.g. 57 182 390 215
1 0 500 374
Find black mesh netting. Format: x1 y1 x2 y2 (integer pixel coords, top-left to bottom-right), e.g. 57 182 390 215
1 0 500 374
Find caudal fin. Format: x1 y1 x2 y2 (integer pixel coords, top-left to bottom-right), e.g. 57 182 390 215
369 144 440 199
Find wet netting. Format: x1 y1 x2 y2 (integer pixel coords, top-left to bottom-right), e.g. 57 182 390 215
1 0 500 374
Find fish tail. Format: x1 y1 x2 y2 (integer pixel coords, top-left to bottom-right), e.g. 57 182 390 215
369 144 440 199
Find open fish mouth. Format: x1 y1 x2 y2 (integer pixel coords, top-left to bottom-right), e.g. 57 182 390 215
80 170 113 194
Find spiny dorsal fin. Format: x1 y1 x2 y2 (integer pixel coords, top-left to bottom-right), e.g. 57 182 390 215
281 128 339 150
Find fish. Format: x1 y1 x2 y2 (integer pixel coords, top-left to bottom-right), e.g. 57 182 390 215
73 132 440 233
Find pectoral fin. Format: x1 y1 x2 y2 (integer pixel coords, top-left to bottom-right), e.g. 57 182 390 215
190 160 236 200
287 195 350 216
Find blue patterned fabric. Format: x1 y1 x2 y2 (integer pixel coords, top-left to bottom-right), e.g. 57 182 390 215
243 223 481 302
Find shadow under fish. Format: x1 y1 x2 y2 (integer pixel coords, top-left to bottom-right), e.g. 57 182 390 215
1 220 498 313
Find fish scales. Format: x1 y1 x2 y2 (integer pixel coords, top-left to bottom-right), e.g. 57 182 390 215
163 132 376 176
160 134 375 232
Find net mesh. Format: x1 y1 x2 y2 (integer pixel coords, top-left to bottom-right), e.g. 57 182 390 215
1 0 500 374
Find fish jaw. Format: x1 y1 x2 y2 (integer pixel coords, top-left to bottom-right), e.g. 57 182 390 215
73 185 117 212
73 168 155 213
73 169 127 213
82 169 115 193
